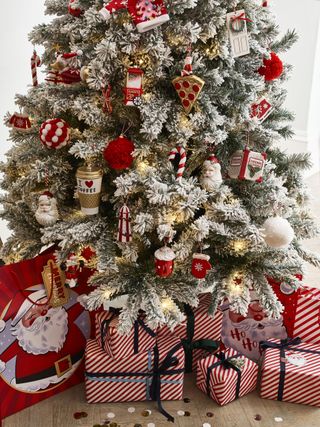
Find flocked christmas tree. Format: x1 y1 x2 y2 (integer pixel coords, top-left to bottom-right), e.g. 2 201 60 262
1 0 320 332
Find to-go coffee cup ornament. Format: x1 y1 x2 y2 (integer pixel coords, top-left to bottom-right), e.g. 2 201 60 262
76 165 103 215
154 246 176 278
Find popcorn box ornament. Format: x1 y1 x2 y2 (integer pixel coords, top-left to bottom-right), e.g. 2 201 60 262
197 348 258 405
155 246 175 278
76 165 103 216
260 338 320 406
251 97 273 123
95 311 157 358
9 112 32 132
173 293 223 372
123 67 144 106
85 330 184 421
228 147 266 182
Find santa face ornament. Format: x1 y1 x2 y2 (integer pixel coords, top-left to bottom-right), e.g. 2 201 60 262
200 159 222 191
35 192 59 227
191 253 212 279
154 246 175 278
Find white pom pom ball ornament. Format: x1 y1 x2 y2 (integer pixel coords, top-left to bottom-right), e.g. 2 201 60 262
261 217 294 249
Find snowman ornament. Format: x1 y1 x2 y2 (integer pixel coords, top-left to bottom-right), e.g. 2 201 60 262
200 155 223 191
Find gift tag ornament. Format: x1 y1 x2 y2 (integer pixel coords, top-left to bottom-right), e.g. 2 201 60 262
155 246 175 277
251 97 273 123
39 118 70 149
226 9 251 58
172 52 205 114
8 112 32 132
123 67 144 106
200 155 222 191
228 147 266 182
191 253 212 279
118 204 132 243
35 191 59 227
76 165 103 215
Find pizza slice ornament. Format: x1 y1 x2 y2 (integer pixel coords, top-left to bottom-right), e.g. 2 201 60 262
172 51 205 114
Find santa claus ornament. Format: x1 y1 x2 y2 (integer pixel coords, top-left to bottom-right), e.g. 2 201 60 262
103 135 135 170
155 246 175 278
35 191 59 227
8 112 32 132
100 0 170 33
191 253 212 279
39 118 70 149
68 0 83 17
118 204 132 243
258 52 283 82
261 217 295 249
172 51 205 114
123 67 144 106
200 154 223 191
228 147 266 182
46 50 83 85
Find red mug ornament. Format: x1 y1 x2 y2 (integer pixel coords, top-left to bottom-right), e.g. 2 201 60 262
154 246 175 278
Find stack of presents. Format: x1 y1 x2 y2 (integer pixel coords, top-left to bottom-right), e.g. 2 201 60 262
1 251 320 424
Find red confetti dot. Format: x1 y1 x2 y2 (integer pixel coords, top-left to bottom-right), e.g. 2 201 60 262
175 83 181 90
193 85 200 92
183 81 190 88
73 412 82 419
188 93 195 101
179 91 186 98
254 414 262 421
183 99 190 107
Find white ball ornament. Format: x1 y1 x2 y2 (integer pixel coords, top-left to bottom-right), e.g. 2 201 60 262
262 217 294 249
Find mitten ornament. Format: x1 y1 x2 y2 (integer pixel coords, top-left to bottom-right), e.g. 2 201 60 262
200 155 222 191
258 52 283 82
35 191 59 227
68 0 83 17
155 246 175 278
39 118 70 149
7 112 31 132
191 253 212 279
103 135 135 170
123 67 144 106
46 50 83 85
172 52 205 114
118 204 132 243
100 0 170 33
64 253 82 288
228 147 266 182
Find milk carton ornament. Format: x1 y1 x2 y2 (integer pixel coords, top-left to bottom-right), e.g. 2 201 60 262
155 246 176 278
123 67 144 106
228 147 266 182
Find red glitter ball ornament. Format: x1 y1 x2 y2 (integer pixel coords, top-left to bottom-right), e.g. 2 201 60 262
103 135 135 170
258 52 283 82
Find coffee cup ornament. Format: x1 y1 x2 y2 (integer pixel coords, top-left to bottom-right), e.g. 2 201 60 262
155 246 176 278
76 165 103 215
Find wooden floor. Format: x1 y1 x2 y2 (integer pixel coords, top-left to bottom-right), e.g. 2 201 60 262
3 173 320 427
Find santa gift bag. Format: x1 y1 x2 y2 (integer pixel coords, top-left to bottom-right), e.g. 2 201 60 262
221 294 287 362
0 251 92 423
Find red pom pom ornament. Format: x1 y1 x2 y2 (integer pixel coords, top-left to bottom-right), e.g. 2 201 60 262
258 52 283 82
103 135 135 170
39 118 70 149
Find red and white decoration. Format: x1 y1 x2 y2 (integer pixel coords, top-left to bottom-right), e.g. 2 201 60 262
260 338 320 406
118 204 132 243
103 135 135 170
85 330 184 403
258 52 283 82
65 253 82 289
191 253 212 279
226 9 251 58
95 312 156 358
35 191 59 227
8 112 32 132
227 147 266 182
172 53 205 114
68 0 83 17
197 347 258 405
251 97 273 123
99 0 170 33
168 146 187 181
292 287 320 344
39 118 70 149
200 154 222 191
123 67 144 106
31 50 41 87
154 246 175 278
46 51 82 85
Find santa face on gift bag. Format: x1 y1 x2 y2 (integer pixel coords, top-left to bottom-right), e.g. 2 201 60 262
0 285 90 392
191 253 212 279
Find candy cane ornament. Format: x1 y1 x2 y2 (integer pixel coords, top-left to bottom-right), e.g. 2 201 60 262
168 146 187 181
31 50 41 87
118 204 132 243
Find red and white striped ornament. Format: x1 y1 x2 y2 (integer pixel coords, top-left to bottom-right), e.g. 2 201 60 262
168 146 187 181
292 287 320 344
31 50 41 87
118 204 132 243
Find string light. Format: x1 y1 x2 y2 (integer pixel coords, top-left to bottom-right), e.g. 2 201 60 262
137 160 149 175
228 270 244 296
231 239 248 255
103 289 112 299
161 297 175 313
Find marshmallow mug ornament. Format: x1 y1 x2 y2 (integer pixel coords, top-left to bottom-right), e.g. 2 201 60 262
35 191 59 227
46 50 83 85
228 147 266 182
155 246 176 278
200 155 223 191
261 217 294 249
8 112 32 132
191 253 212 279
39 118 70 149
68 0 83 17
100 0 170 33
172 52 205 114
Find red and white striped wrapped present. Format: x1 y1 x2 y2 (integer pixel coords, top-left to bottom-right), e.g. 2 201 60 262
172 293 223 372
196 347 258 406
85 330 184 420
292 287 320 344
95 311 156 358
260 338 320 406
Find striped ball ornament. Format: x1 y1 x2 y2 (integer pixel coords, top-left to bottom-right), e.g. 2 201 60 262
39 118 70 149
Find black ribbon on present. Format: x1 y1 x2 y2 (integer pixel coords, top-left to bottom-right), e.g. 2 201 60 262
85 343 184 423
182 304 219 372
206 352 243 400
260 337 320 401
